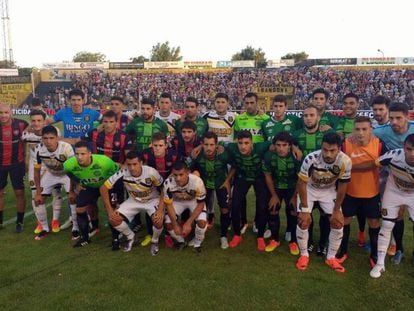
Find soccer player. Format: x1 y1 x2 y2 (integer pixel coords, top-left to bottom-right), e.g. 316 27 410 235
234 92 269 143
263 132 300 254
171 120 202 159
310 88 339 130
373 102 414 264
175 97 209 139
371 95 390 128
22 110 63 234
155 92 181 137
109 96 131 130
125 97 169 152
33 126 77 240
337 117 387 266
191 131 233 249
370 134 414 278
100 151 164 255
163 161 207 252
226 130 270 250
48 89 101 142
262 95 301 142
296 132 352 273
64 141 119 247
203 93 237 143
0 103 28 232
336 93 360 137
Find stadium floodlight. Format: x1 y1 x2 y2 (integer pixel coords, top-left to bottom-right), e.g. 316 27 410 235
377 49 385 58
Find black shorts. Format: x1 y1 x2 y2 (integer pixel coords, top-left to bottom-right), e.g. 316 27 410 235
342 194 381 219
0 162 25 190
77 188 101 208
205 188 229 212
275 188 296 214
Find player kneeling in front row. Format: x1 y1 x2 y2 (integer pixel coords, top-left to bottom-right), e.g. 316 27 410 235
164 161 208 252
370 134 414 278
100 151 164 255
33 126 76 240
296 132 352 273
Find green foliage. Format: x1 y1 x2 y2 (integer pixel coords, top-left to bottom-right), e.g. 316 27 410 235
73 51 107 62
150 41 182 62
281 51 309 63
130 55 149 63
231 46 267 68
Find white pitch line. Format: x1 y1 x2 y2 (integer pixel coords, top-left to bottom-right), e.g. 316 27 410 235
3 198 67 226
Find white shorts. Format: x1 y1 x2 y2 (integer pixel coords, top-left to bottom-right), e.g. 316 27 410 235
41 171 70 195
297 185 337 215
117 197 159 222
164 200 207 223
381 180 414 221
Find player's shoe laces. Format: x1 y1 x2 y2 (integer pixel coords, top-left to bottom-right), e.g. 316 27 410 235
34 222 43 234
164 235 174 248
123 237 135 252
140 235 152 247
240 224 249 235
112 239 120 251
71 230 80 240
73 239 91 248
257 238 266 251
325 258 346 273
285 231 292 242
370 264 385 278
387 244 397 256
336 253 348 264
60 217 72 230
296 256 310 270
220 237 229 249
289 242 300 256
150 242 159 256
34 230 48 240
392 250 404 265
15 223 23 233
357 230 365 247
265 239 280 252
51 219 60 233
229 235 242 248
264 229 271 239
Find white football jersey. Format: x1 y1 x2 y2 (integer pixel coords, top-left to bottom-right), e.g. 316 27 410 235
299 150 352 190
105 165 163 203
203 111 237 142
163 173 206 203
377 149 414 192
22 131 42 158
156 111 181 137
34 141 74 175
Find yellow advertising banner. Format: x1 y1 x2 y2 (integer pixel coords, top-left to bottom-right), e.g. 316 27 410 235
256 84 295 110
0 83 32 106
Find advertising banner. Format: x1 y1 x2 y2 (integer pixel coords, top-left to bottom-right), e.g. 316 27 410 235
144 61 184 69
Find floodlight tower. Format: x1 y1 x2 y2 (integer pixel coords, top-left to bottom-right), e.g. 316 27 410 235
0 0 13 65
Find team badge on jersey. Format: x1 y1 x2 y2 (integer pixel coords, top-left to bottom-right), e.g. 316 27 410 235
114 141 120 147
145 178 152 184
59 155 67 161
228 116 234 123
381 208 388 216
94 170 101 177
13 130 19 136
84 116 90 122
92 164 100 169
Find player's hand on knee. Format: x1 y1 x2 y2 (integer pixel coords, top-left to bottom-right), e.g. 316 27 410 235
298 212 311 229
34 194 44 206
182 222 192 237
268 195 280 211
330 210 344 229
109 211 123 224
173 224 182 236
152 211 164 227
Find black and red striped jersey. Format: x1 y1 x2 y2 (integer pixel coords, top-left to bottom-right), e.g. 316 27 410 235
0 118 28 166
117 114 131 130
142 147 181 179
83 129 132 164
171 136 202 158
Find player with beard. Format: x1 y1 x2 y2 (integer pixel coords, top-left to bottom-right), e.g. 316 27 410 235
203 93 237 143
336 93 360 137
172 121 202 159
310 88 339 130
371 95 390 129
155 92 181 137
175 97 208 139
296 132 351 273
125 97 169 152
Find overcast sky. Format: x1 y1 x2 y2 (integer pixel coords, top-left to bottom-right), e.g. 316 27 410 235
8 0 414 67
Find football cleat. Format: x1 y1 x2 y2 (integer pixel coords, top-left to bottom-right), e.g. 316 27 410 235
71 230 80 240
34 222 43 234
140 235 152 247
265 239 280 252
51 219 60 233
296 256 310 270
150 243 159 256
325 258 346 273
370 264 385 278
289 242 300 256
220 237 229 250
229 235 242 248
34 230 48 241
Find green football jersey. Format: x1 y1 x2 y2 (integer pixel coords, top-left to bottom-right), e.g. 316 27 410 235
262 151 300 189
125 116 169 152
175 116 209 139
226 141 270 182
234 112 270 143
336 116 355 137
191 150 231 189
319 111 340 129
64 154 119 188
262 115 302 142
293 128 335 158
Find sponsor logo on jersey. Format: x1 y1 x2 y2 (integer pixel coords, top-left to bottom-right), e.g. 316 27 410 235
92 164 101 170
350 151 366 158
93 170 101 177
59 155 67 161
13 130 20 136
331 165 340 175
